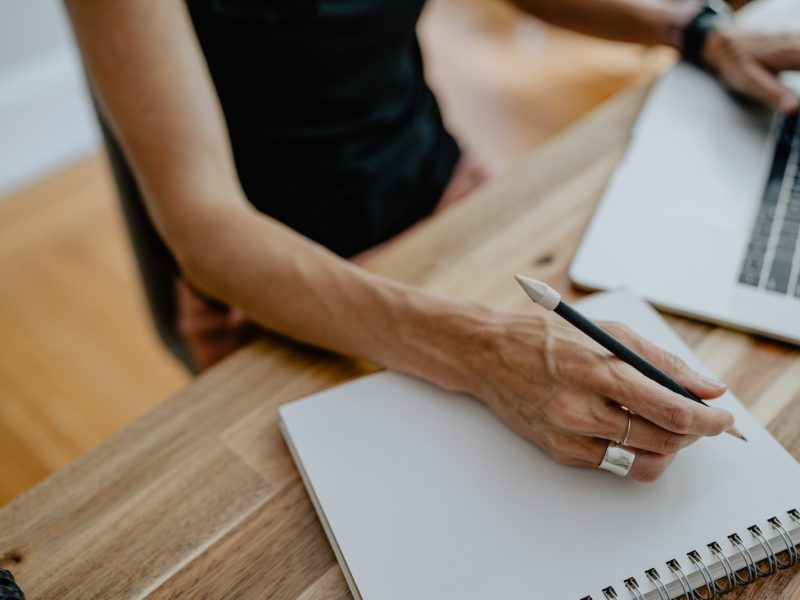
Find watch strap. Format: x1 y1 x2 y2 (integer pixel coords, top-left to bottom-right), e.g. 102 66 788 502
682 0 732 69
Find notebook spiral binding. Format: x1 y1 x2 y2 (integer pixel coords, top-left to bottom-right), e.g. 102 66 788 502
581 508 800 600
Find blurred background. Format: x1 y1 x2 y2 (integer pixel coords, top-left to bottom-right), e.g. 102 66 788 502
0 0 670 505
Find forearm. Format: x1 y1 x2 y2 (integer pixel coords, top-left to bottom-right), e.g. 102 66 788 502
511 0 701 47
174 200 490 391
67 0 488 389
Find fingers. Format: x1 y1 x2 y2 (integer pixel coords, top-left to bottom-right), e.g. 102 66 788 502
755 33 800 73
587 401 699 455
704 30 800 114
736 61 799 114
592 323 734 438
544 431 676 483
599 321 726 399
607 362 733 437
175 279 254 370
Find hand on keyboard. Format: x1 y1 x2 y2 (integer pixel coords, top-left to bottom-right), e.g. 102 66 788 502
703 29 800 114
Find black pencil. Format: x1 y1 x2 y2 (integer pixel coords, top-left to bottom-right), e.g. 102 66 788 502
514 275 746 441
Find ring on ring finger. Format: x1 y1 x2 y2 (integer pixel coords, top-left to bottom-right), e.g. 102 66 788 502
618 406 632 446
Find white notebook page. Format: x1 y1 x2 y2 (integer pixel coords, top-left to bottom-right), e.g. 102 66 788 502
280 291 800 599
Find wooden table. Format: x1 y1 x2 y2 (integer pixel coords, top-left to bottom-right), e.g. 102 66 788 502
2 83 799 600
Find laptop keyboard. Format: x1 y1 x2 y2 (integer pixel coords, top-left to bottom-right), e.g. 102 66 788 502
738 111 800 296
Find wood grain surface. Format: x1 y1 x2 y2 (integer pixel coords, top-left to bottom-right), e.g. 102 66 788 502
1 83 798 600
0 157 189 504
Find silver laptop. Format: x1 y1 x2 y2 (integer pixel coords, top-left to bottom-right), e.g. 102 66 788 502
570 62 800 344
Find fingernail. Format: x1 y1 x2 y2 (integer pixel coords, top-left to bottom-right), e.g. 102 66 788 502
699 374 726 388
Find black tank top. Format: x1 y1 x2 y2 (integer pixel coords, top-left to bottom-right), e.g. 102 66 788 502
186 0 460 257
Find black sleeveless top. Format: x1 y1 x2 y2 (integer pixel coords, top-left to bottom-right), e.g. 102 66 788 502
185 0 460 257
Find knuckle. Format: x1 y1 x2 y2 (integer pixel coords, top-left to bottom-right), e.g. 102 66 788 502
666 403 693 433
543 403 585 432
547 431 578 455
543 430 566 451
605 356 629 384
557 411 583 432
601 362 637 405
715 30 736 52
541 402 563 426
664 352 687 375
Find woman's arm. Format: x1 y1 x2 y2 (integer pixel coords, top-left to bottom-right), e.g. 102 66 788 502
67 0 733 482
511 0 800 113
66 0 458 385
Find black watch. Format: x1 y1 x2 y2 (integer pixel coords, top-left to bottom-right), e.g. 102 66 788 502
682 0 733 69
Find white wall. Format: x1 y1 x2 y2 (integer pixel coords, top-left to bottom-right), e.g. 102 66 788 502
0 0 100 198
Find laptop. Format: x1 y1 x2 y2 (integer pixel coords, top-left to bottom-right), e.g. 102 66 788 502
569 0 800 344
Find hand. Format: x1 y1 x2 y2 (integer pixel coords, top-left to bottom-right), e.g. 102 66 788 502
462 313 733 482
175 279 258 370
703 27 800 113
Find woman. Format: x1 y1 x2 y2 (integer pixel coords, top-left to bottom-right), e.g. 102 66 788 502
66 0 798 482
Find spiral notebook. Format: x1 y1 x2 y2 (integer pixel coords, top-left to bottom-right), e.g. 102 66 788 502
279 291 800 599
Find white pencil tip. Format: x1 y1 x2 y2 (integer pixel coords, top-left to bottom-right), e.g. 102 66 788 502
514 274 561 311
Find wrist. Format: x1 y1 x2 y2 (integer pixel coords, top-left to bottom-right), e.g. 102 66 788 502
679 0 733 68
386 288 496 396
663 1 704 50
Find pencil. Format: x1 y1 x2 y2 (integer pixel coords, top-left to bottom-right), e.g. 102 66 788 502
514 275 746 442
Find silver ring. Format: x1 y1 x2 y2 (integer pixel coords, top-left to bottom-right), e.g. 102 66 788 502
619 407 632 446
599 442 636 477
